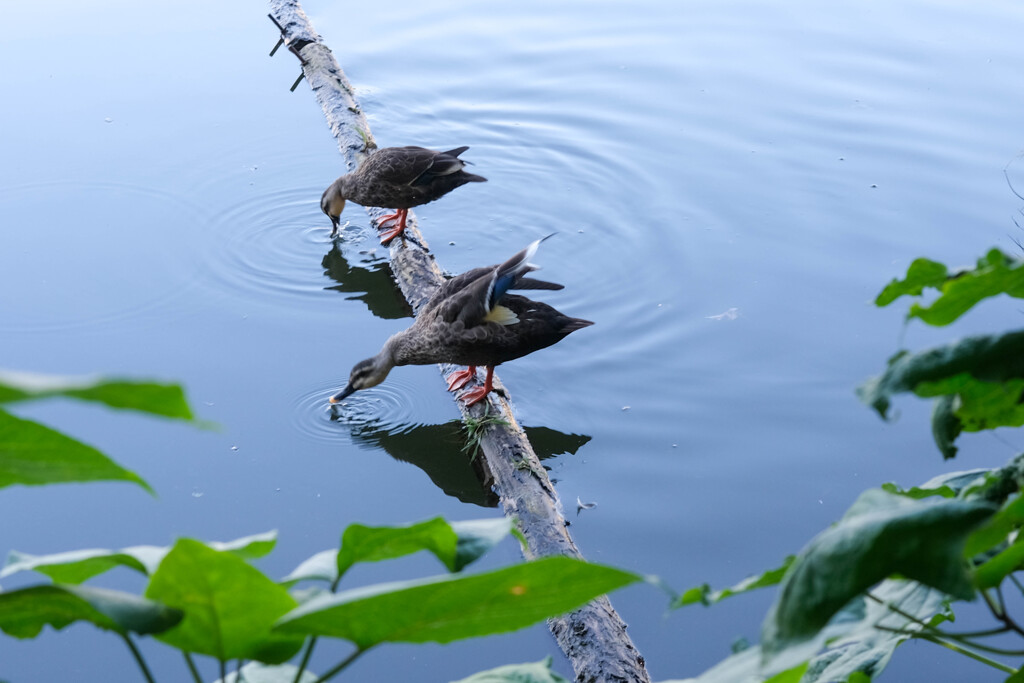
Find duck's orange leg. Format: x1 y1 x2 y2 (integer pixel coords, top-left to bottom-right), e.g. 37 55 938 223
446 366 477 391
460 366 495 406
378 209 408 245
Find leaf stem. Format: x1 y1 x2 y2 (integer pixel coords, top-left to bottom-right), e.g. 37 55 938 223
184 652 202 683
865 591 933 629
981 586 1024 637
938 626 1011 639
917 634 1018 675
1008 573 1024 598
313 647 369 683
220 658 227 683
121 633 157 683
293 637 319 683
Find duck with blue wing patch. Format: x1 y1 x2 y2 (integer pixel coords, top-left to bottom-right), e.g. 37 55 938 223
330 236 592 407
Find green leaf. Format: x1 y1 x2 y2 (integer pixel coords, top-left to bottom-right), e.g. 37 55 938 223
974 531 1024 588
337 517 508 578
964 494 1024 559
145 539 302 663
875 258 949 307
930 395 961 459
275 556 639 648
658 646 808 683
0 584 182 638
1 548 151 584
282 549 337 585
879 482 955 500
213 662 319 683
907 249 1024 326
856 330 1024 443
761 490 994 671
1005 669 1024 683
672 556 795 609
798 580 951 683
450 657 569 683
336 518 458 577
0 370 194 421
0 408 153 494
450 518 514 571
282 517 513 585
918 468 992 494
1 531 277 584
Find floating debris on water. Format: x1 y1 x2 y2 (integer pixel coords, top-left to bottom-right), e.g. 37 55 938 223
576 497 597 515
706 307 739 321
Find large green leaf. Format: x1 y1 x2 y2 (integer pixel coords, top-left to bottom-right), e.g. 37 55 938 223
760 490 993 671
145 539 302 664
874 249 1024 325
672 556 795 609
275 556 639 648
681 581 949 682
857 330 1024 420
0 584 182 638
450 657 569 683
284 518 511 585
0 408 153 494
0 370 193 420
797 580 951 683
1 531 277 584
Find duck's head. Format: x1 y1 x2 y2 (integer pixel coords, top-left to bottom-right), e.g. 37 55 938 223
329 353 393 404
321 179 347 237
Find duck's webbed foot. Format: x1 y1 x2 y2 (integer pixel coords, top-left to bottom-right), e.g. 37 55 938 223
377 209 408 245
446 366 477 391
460 384 492 406
459 366 495 406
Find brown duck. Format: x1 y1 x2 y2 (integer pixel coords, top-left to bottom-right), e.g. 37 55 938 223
321 145 486 244
330 237 593 406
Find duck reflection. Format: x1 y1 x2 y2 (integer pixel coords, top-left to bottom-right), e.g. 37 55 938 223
335 415 591 507
321 242 413 320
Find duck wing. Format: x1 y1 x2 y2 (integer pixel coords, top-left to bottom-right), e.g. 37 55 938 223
433 236 556 328
359 146 445 187
410 146 480 185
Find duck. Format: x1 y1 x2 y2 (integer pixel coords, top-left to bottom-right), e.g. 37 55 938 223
321 145 487 244
330 236 593 406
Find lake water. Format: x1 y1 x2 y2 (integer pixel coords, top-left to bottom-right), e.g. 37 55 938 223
3 1 1024 681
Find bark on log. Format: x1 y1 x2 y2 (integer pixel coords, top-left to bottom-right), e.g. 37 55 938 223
267 4 650 681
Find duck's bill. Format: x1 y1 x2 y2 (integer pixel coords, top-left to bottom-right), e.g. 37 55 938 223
329 384 356 404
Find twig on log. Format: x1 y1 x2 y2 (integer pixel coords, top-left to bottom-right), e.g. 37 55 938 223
267 4 650 681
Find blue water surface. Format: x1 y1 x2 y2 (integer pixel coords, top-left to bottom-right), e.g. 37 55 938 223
3 0 1024 680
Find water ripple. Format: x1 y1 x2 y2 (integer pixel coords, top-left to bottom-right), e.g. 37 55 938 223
289 376 439 445
194 184 376 308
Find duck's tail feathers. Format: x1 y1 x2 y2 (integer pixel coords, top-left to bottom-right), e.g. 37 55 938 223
514 277 564 291
442 146 470 158
563 318 595 333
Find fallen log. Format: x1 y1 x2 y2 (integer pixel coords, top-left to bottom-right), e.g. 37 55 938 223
267 4 650 681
